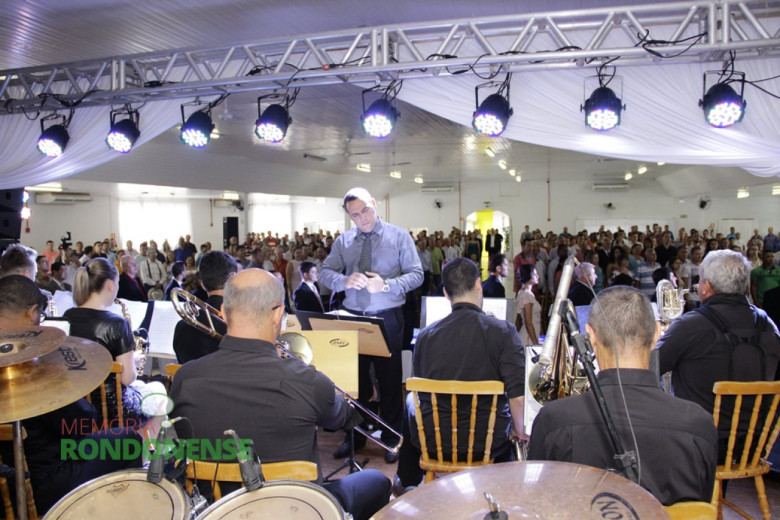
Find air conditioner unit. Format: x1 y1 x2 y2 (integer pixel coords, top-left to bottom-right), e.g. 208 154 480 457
592 183 628 191
421 183 456 193
35 192 93 204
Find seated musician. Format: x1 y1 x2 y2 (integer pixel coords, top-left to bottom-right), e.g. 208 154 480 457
172 251 236 363
394 257 526 495
170 268 390 520
528 286 718 506
0 275 141 514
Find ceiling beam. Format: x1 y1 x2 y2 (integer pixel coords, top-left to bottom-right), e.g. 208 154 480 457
0 0 778 114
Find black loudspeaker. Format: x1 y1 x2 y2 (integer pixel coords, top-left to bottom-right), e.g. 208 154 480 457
223 216 239 249
0 189 23 240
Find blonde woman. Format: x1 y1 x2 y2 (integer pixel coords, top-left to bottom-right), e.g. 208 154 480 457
64 258 167 438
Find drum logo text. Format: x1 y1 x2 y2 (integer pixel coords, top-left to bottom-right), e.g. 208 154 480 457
58 346 86 370
61 437 254 462
589 492 640 520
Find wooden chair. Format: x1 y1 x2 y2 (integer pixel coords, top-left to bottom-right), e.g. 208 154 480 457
405 377 504 482
0 425 38 520
665 501 717 520
85 362 124 430
710 381 780 520
185 460 318 501
165 363 182 379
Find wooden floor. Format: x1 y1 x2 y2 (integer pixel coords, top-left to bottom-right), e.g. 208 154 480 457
317 428 780 519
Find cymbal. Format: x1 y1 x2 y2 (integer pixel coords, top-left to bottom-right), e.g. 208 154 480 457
0 336 113 423
373 461 669 519
0 326 67 367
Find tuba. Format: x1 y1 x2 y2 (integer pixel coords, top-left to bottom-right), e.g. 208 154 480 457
114 298 149 377
527 257 589 405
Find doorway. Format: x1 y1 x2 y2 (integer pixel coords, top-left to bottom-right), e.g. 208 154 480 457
465 209 511 282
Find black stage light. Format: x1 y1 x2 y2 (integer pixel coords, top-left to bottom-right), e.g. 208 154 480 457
106 107 141 153
37 113 72 157
255 103 291 143
362 99 399 139
180 109 214 148
583 86 623 131
700 80 746 128
473 93 513 136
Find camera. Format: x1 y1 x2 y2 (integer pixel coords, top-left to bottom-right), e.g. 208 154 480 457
59 231 72 251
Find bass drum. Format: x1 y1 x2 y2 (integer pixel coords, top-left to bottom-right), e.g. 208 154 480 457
43 470 191 520
197 480 347 520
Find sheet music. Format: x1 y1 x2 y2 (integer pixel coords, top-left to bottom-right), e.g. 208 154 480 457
107 299 149 328
51 290 75 316
148 301 181 358
422 296 513 328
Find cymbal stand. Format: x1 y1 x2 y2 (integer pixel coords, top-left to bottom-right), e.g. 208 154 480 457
13 421 28 520
323 429 368 483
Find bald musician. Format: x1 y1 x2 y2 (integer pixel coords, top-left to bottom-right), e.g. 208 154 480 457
528 286 717 506
0 275 140 514
170 269 390 520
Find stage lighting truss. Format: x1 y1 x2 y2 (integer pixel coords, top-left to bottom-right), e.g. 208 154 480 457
582 66 625 132
361 81 402 139
699 70 746 128
106 105 141 153
472 75 513 137
37 111 73 157
180 99 219 148
255 89 298 143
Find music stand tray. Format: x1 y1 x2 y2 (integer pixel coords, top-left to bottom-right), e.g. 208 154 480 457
295 310 391 358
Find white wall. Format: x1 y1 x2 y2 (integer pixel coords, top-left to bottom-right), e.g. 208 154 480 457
19 182 778 258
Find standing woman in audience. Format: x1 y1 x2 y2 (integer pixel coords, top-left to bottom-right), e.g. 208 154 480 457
704 238 719 257
64 258 167 438
747 244 762 269
605 246 627 283
515 264 541 346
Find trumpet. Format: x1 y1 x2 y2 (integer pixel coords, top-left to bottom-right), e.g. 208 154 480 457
170 288 404 455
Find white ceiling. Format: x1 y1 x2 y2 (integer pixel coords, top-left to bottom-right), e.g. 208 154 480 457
1 1 776 200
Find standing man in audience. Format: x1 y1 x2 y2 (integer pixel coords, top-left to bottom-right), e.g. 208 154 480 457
173 251 237 363
140 248 166 298
42 240 59 272
171 269 390 520
293 261 325 312
658 250 780 459
320 187 423 462
529 286 717 506
117 255 147 302
751 249 780 308
567 261 596 306
636 247 661 297
482 253 508 298
45 260 72 293
394 258 525 494
164 261 186 300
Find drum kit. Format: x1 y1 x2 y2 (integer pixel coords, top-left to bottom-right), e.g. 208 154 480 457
1 326 669 520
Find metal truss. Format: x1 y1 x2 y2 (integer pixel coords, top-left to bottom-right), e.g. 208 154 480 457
1 0 778 114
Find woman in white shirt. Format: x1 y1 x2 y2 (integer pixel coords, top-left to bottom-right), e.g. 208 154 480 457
515 264 541 346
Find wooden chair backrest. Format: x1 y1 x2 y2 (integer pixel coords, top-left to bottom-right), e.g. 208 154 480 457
664 501 717 520
165 363 182 379
185 460 318 501
406 378 505 466
712 380 780 471
0 425 38 520
85 362 124 430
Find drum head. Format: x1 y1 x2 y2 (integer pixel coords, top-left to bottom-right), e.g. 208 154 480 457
44 470 190 520
198 480 345 520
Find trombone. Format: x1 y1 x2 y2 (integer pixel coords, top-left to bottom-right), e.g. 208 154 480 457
170 288 404 455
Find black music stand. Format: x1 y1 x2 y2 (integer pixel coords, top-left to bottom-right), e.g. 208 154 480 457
324 428 369 482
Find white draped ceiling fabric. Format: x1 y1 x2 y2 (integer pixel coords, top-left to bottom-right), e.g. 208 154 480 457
0 53 778 190
398 58 780 178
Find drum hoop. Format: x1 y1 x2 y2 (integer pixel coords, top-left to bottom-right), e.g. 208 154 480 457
198 480 344 519
44 469 190 520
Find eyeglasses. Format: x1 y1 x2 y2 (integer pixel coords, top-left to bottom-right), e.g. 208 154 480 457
26 302 48 320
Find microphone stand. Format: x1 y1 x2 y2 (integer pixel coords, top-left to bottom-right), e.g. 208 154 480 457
557 301 639 484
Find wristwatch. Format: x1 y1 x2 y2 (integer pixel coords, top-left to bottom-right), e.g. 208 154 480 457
382 279 391 293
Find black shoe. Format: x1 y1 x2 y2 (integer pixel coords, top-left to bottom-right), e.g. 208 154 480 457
384 450 400 464
332 436 366 459
391 475 416 497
